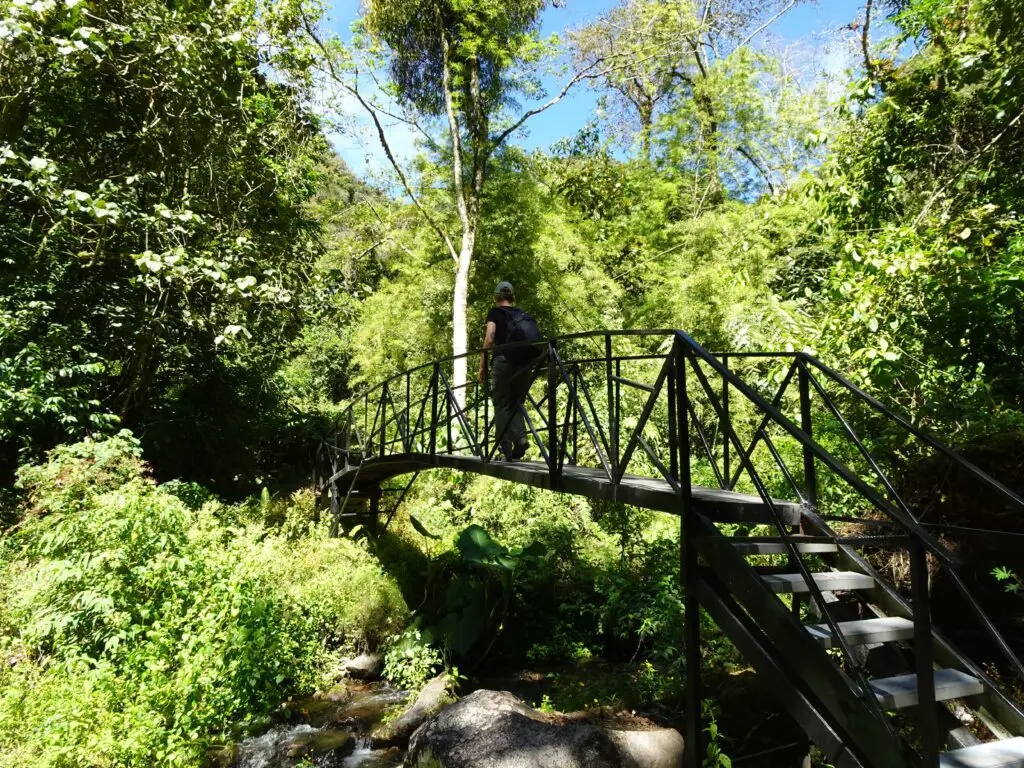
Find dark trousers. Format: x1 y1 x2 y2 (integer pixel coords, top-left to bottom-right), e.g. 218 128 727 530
490 355 536 456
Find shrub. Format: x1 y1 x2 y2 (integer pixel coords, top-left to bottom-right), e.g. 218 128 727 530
15 429 144 518
250 530 409 650
382 625 446 691
0 434 408 767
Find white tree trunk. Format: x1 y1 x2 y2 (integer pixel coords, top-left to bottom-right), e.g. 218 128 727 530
451 227 475 412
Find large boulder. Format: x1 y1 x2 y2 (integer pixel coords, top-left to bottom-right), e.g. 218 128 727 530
343 653 383 681
372 674 455 747
605 727 686 768
406 690 623 768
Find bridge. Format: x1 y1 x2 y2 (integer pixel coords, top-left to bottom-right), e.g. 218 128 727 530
316 329 1024 768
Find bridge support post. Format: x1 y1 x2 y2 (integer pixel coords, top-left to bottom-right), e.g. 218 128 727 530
911 541 940 767
684 517 702 768
673 340 702 768
548 340 560 490
368 490 381 538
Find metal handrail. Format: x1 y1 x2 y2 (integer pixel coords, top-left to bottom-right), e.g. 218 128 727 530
801 353 1024 512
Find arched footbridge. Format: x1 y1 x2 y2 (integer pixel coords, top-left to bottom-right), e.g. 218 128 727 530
316 329 1024 768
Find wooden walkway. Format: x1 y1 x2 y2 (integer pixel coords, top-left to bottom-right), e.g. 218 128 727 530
333 453 802 524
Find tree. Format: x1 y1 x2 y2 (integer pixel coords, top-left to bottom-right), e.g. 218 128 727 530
306 0 616 405
569 1 682 161
0 0 326 482
787 0 1024 430
572 0 816 206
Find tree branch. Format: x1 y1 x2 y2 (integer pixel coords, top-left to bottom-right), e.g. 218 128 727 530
914 106 1024 225
739 0 800 49
737 145 776 195
366 70 443 151
302 17 459 264
700 0 713 29
489 57 616 150
861 0 875 80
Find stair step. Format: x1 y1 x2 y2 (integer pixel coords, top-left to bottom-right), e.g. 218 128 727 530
805 617 915 648
941 738 1024 768
761 571 875 594
870 669 984 709
731 538 838 556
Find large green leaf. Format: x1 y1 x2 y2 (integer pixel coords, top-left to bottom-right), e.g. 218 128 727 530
456 524 508 566
410 514 441 540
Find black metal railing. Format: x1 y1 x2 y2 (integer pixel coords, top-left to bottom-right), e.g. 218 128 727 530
317 328 1024 768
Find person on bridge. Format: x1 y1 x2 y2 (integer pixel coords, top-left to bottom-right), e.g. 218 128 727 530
479 281 543 461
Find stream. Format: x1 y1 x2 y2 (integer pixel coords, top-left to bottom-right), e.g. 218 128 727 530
230 682 409 768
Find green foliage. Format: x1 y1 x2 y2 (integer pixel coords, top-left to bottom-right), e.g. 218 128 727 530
364 0 547 118
15 429 143 515
993 566 1022 596
391 513 547 669
383 625 446 690
0 0 331 488
0 434 408 767
788 0 1024 434
703 700 733 768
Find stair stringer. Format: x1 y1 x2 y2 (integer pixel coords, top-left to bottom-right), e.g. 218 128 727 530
695 568 867 768
802 511 1024 739
693 513 916 768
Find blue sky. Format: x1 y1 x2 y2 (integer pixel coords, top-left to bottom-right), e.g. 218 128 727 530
323 1 877 178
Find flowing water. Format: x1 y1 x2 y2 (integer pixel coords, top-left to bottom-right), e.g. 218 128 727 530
231 683 408 768
340 736 404 767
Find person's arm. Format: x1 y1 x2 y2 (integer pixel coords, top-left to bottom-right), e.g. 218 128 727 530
479 320 497 384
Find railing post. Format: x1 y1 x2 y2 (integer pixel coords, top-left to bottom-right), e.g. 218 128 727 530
615 355 622 477
605 334 618 476
430 364 439 456
798 358 818 510
722 354 730 488
572 364 579 465
668 350 679 483
446 368 453 453
548 340 559 488
483 350 490 460
675 339 702 768
911 541 940 768
379 383 388 459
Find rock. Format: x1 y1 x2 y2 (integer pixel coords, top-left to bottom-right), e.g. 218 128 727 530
605 727 685 768
339 685 409 723
343 653 383 680
371 674 455 747
285 696 344 729
322 681 351 703
285 728 353 759
406 689 623 768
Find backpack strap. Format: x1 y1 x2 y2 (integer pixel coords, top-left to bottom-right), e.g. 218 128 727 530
499 306 522 327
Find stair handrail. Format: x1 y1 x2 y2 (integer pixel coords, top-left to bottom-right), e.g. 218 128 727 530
674 331 1024 688
800 353 1024 513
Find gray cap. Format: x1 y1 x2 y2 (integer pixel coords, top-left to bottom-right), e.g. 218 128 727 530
495 280 514 296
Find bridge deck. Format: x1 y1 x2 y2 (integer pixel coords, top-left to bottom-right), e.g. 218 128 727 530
336 454 802 525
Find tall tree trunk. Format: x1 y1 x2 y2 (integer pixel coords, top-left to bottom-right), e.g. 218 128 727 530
639 100 654 162
451 226 475 411
439 18 474 410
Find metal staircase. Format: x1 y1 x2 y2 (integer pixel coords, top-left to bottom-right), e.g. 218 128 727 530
316 329 1024 767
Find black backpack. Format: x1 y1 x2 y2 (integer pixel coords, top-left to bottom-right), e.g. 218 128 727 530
500 307 542 365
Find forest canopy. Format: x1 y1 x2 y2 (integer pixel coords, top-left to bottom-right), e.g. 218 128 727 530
0 0 1019 493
